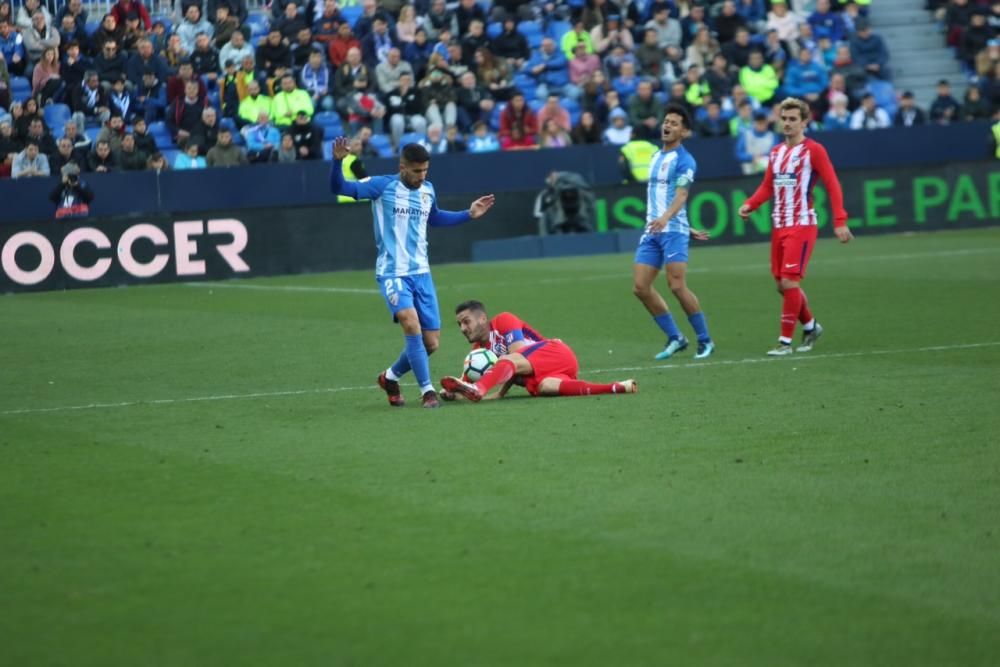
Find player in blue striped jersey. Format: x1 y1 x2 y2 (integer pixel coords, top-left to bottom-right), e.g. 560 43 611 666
632 104 716 360
331 138 495 408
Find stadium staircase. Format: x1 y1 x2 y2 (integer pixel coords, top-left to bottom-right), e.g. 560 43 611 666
870 0 966 107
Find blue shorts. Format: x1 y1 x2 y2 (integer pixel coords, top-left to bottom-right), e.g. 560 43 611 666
377 272 441 331
634 231 690 267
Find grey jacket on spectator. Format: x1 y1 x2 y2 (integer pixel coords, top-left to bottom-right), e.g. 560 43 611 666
375 58 414 95
12 149 50 178
23 25 60 63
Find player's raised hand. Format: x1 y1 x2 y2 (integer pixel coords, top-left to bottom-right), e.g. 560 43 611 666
469 194 496 219
691 228 710 241
332 136 351 160
738 204 752 221
834 226 854 243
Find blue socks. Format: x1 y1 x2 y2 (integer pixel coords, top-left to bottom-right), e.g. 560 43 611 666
688 312 711 343
388 349 411 379
404 334 433 394
653 313 682 341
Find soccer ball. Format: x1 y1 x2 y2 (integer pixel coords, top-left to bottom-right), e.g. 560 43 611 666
463 348 498 382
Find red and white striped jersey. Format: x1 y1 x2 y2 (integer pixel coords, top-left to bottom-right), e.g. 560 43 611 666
744 138 848 230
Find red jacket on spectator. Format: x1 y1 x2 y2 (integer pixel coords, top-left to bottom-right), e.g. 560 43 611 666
166 75 208 105
328 34 361 68
499 104 538 141
111 0 152 31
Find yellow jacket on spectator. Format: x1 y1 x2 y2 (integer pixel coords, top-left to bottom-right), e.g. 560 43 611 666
338 154 368 203
239 94 272 125
993 121 1000 159
560 29 594 59
684 80 711 108
620 139 659 183
739 64 780 105
271 89 314 127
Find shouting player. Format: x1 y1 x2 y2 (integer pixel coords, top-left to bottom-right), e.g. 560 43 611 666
440 300 637 401
738 97 853 356
330 139 495 407
632 104 716 361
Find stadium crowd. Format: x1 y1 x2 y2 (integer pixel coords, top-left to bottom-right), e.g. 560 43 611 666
0 0 997 179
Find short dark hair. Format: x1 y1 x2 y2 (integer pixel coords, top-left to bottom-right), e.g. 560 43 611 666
663 103 692 130
401 143 430 164
455 300 486 315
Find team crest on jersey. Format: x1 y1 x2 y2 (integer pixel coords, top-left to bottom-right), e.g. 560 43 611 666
388 293 399 306
421 192 430 206
775 173 797 187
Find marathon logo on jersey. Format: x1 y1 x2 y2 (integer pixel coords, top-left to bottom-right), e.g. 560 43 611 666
775 173 798 188
392 206 430 217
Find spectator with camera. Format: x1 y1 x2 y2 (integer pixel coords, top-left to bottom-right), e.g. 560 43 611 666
50 162 93 218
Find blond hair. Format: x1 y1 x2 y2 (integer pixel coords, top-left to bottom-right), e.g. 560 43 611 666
779 97 811 121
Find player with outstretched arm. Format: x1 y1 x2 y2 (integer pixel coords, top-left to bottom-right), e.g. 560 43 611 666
330 138 495 407
738 97 854 356
632 104 716 361
440 300 637 401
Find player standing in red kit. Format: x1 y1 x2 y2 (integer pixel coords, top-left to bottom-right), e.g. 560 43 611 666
738 98 854 356
440 300 637 401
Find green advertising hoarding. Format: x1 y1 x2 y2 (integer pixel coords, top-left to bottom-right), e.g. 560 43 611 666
594 161 1000 240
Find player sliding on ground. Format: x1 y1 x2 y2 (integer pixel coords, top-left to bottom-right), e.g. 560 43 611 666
632 103 716 361
330 138 495 408
440 300 637 401
738 97 854 356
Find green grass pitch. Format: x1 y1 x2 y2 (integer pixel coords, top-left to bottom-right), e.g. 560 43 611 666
2 227 999 666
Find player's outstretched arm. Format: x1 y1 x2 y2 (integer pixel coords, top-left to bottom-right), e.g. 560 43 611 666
428 194 495 227
329 136 360 199
740 163 775 220
469 194 496 219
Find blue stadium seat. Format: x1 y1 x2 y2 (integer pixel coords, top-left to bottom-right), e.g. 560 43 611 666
220 117 237 132
514 73 536 94
313 111 343 132
368 133 394 158
339 5 363 28
490 102 507 130
322 141 334 160
528 99 544 113
487 21 503 39
44 103 72 130
245 13 269 38
517 21 544 49
545 20 572 42
399 131 423 147
85 20 99 36
85 127 100 143
161 148 181 165
155 17 172 34
10 76 30 96
867 79 898 118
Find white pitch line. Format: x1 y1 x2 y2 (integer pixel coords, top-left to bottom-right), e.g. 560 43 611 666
3 341 998 417
182 247 1000 295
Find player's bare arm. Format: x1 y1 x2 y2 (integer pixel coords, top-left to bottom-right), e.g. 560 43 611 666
834 226 854 243
649 187 688 233
469 194 496 218
738 203 752 220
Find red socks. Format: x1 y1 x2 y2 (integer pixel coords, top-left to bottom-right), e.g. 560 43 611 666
474 359 515 394
781 287 803 341
798 290 813 325
557 380 628 396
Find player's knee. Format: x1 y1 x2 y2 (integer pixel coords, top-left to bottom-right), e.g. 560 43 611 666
668 279 686 296
537 378 561 395
632 282 651 299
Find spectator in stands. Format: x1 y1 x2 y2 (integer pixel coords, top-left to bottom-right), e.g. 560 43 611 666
626 80 662 141
808 0 845 43
13 97 40 140
177 5 213 54
375 46 414 95
686 26 720 73
419 59 458 127
58 13 87 52
697 99 729 138
595 87 624 127
823 91 852 130
634 28 662 79
211 5 240 51
243 110 280 162
592 14 634 58
454 69 493 132
107 74 135 122
275 2 306 41
271 72 313 127
111 0 151 32
419 122 448 154
498 90 537 143
723 26 754 76
344 72 385 132
736 109 777 174
535 94 568 134
729 99 753 136
296 49 331 112
131 116 157 155
739 49 779 105
705 53 734 101
146 150 167 171
190 106 219 154
275 131 297 162
71 70 110 129
682 63 710 108
571 110 601 145
56 0 88 33
31 46 64 104
60 39 89 91
962 84 991 120
10 141 49 178
90 14 121 56
96 113 125 153
560 20 594 60
23 10 60 71
713 1 746 45
209 0 248 25
385 71 425 145
191 33 220 82
830 45 865 102
95 40 128 88
167 61 206 104
784 46 828 113
166 79 206 144
527 37 577 100
87 138 118 171
290 109 322 159
500 123 536 150
233 54 257 99
961 10 992 70
361 16 397 68
424 0 456 41
149 20 168 54
467 120 499 152
930 79 961 124
0 116 19 160
849 18 890 80
736 0 767 30
127 38 168 88
62 118 90 151
645 5 681 51
173 140 205 168
16 0 50 33
680 4 708 49
117 132 147 170
327 21 360 69
491 16 529 68
893 91 926 127
474 47 513 101
611 59 640 100
257 28 292 80
762 28 789 74
290 27 316 73
334 46 370 115
238 78 270 126
219 30 254 73
602 107 631 146
136 71 166 123
163 34 189 71
205 126 247 166
49 135 86 173
461 19 490 68
394 4 418 45
455 0 487 37
766 0 802 49
850 92 890 129
24 116 55 156
945 0 975 49
0 19 26 77
538 116 571 148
